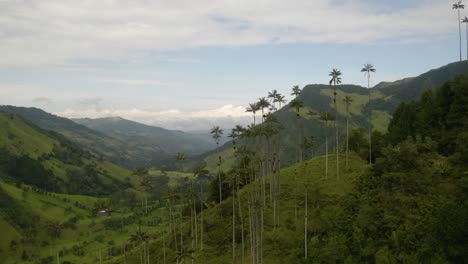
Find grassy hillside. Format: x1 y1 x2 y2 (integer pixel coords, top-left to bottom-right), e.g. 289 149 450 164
73 116 215 158
0 112 131 195
0 106 176 169
115 153 367 264
202 61 468 171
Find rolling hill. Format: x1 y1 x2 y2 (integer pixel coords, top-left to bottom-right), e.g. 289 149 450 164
201 61 468 170
0 106 215 169
73 116 215 158
0 112 131 195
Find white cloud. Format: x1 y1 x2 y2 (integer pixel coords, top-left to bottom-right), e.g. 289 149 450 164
54 104 252 131
0 0 453 66
99 79 163 86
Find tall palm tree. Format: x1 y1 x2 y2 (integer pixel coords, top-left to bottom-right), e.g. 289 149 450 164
343 96 353 170
267 90 279 111
463 16 468 60
276 94 287 109
319 112 335 179
257 97 271 123
291 85 301 98
329 68 342 179
246 103 259 125
290 98 304 221
361 64 376 164
211 126 224 203
193 164 209 250
454 1 465 61
140 176 153 214
129 226 150 264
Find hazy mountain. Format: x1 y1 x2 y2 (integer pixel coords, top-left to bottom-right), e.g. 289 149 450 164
73 116 215 156
0 106 211 168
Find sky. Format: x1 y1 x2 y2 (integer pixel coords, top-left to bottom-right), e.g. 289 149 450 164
0 0 463 131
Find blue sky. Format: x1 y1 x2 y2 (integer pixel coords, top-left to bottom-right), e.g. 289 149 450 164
0 0 462 130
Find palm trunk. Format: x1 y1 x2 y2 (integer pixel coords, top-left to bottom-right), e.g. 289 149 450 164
459 10 462 62
232 184 236 264
163 234 167 264
368 76 372 164
304 188 308 260
325 122 329 179
466 22 468 60
199 183 204 250
334 85 339 180
346 107 349 170
217 142 222 203
237 180 245 264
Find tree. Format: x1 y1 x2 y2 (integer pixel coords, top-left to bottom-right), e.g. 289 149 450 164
329 68 342 179
454 1 465 61
211 126 224 203
361 64 376 164
319 112 335 179
257 97 271 123
291 85 301 98
129 226 150 264
140 176 153 214
246 103 259 125
267 90 279 111
343 96 354 170
289 98 304 221
463 16 468 60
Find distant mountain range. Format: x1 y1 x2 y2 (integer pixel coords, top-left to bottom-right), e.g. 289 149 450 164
0 106 215 169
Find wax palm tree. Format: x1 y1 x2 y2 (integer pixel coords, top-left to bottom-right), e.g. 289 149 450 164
291 85 301 98
129 226 150 264
140 176 153 214
290 98 304 221
268 90 279 111
276 94 287 109
257 97 271 123
361 63 376 164
463 16 468 60
193 164 209 250
343 96 353 170
211 126 224 203
454 1 465 61
246 103 259 125
319 112 335 179
329 68 342 179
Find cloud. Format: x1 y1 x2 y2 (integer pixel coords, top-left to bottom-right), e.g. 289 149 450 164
32 97 54 105
99 79 163 86
0 0 453 66
75 97 103 109
55 104 252 131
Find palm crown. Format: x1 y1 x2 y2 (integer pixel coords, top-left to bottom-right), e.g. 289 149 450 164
453 1 465 9
329 69 342 86
210 126 223 144
361 64 376 76
291 85 301 97
463 16 468 23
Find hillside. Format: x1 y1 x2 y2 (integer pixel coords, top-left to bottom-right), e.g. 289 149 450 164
73 116 215 158
0 106 214 169
202 61 468 170
116 75 468 263
0 112 131 195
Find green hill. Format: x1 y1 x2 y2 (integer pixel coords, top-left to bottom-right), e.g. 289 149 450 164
202 61 468 170
0 106 213 169
115 74 468 263
0 112 131 195
73 116 215 159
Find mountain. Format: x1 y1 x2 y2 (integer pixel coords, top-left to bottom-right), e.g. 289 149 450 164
0 112 131 195
0 106 214 169
72 116 215 156
201 61 468 170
